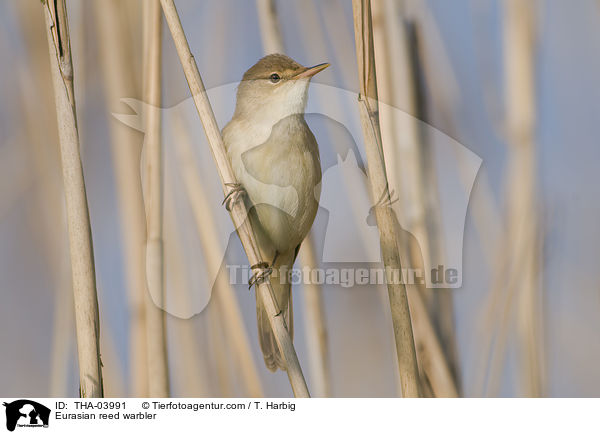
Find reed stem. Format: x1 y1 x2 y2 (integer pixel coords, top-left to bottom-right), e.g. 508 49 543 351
42 0 103 398
95 0 149 397
351 0 421 397
142 0 170 397
159 0 309 397
172 117 264 397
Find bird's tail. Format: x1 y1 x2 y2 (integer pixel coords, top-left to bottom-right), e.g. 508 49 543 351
256 257 294 372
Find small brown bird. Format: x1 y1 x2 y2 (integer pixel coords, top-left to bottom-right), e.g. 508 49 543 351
222 54 329 371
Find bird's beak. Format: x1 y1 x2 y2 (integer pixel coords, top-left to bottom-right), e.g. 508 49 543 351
293 63 330 80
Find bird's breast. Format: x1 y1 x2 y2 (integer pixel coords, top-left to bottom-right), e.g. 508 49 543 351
223 115 321 253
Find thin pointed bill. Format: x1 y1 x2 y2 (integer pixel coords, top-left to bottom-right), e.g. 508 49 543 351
293 63 330 79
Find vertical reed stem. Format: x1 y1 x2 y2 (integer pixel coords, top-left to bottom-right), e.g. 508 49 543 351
503 0 544 397
351 0 421 397
159 0 309 397
298 245 332 397
172 117 264 397
42 0 103 398
256 0 284 53
143 0 170 397
95 0 149 397
371 0 459 397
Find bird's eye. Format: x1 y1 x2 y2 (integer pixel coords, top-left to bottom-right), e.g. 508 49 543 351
269 73 281 83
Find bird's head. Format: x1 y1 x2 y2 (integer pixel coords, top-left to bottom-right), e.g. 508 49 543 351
234 54 329 123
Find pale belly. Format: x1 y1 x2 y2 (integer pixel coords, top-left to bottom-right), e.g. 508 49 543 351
224 116 322 257
239 147 321 256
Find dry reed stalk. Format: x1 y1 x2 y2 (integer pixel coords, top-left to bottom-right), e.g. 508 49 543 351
370 0 459 396
197 0 263 397
404 2 511 393
159 0 309 397
41 0 103 397
142 0 170 397
94 0 149 397
161 173 232 396
369 0 415 396
475 0 544 398
207 300 235 397
212 277 265 397
302 1 379 252
502 0 544 397
474 222 523 396
351 0 421 397
406 287 457 397
298 244 332 397
256 0 331 398
8 1 73 396
256 0 284 53
162 188 210 397
292 2 405 396
483 278 516 396
168 317 210 396
372 0 430 268
163 169 234 398
470 189 503 396
318 0 356 87
417 3 458 380
392 2 534 397
172 117 264 397
405 8 460 380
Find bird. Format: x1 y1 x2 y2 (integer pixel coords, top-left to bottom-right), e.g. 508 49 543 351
222 54 329 371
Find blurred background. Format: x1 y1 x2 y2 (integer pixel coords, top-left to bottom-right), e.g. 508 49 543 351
1 0 599 398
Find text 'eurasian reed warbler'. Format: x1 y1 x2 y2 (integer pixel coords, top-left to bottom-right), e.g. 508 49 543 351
222 54 329 371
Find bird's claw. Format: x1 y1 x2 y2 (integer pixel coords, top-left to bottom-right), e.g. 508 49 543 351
248 261 273 289
222 183 246 211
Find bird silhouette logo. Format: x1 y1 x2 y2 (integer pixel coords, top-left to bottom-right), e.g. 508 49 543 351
3 400 50 431
115 82 481 318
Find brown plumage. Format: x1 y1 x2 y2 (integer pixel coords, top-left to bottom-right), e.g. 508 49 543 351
222 54 328 371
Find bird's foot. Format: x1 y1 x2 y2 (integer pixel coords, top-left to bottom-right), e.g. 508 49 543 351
248 261 273 290
222 183 246 211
